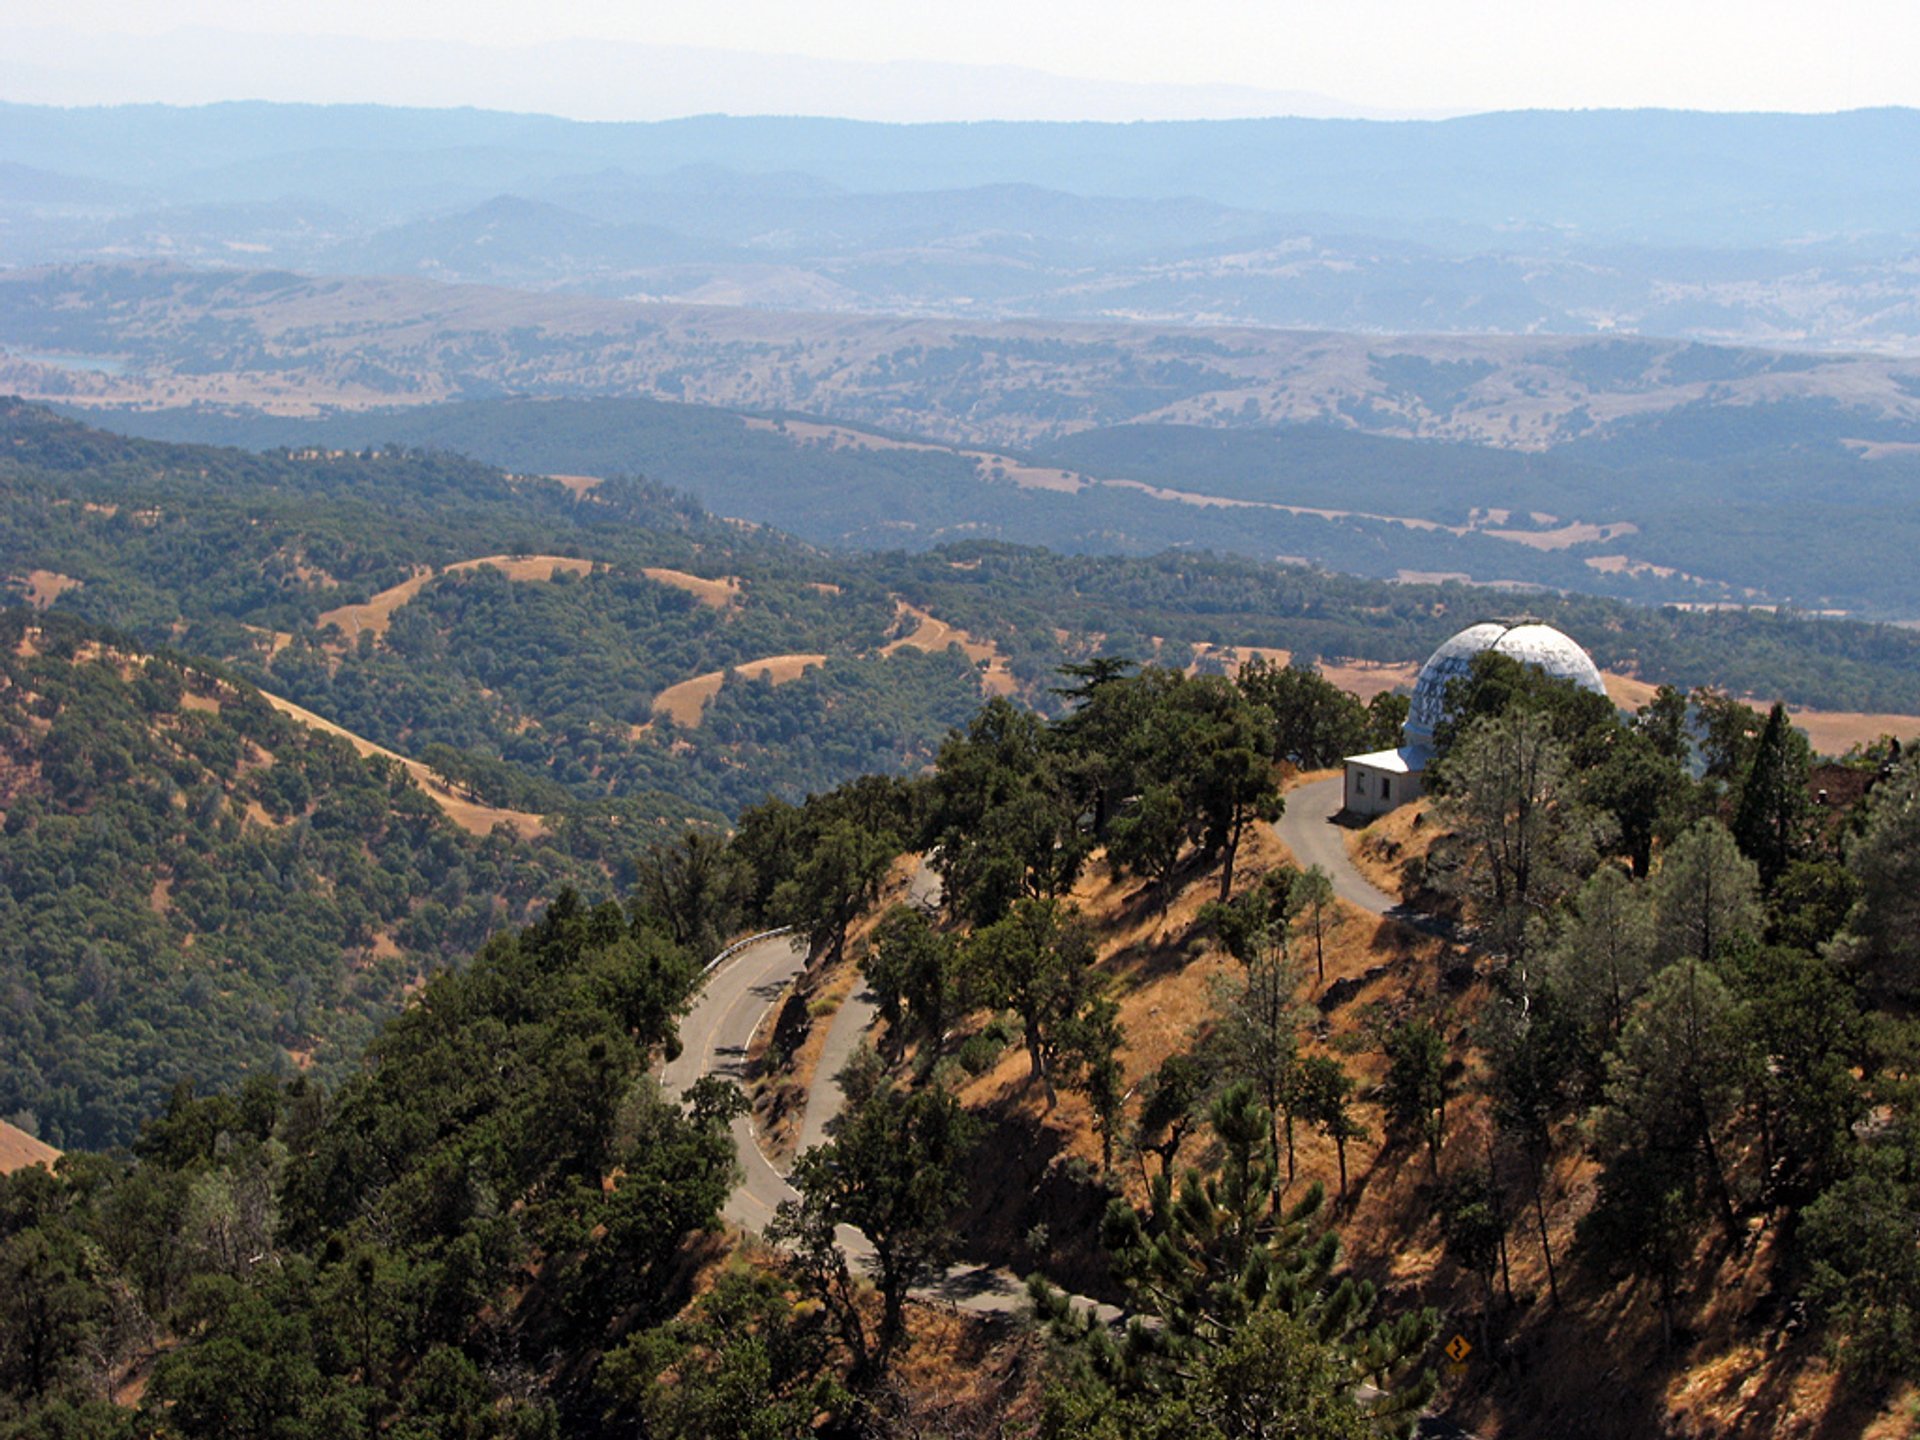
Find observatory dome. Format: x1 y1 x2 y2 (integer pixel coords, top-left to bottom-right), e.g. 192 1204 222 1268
1402 621 1606 747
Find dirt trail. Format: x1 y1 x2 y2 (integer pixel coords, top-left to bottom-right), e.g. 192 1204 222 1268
257 690 547 838
317 555 595 640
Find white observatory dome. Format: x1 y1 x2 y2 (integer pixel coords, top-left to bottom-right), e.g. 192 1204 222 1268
1402 621 1607 747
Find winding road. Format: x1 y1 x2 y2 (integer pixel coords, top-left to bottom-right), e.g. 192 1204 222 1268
659 901 1046 1316
1273 775 1450 937
662 853 1471 1435
660 930 809 1232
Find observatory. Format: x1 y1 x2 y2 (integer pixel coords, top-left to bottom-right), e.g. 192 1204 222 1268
1342 620 1607 817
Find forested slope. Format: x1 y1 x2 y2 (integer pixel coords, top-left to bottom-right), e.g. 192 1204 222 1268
0 612 608 1149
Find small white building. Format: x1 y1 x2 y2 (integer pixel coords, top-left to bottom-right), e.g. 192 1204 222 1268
1343 746 1429 817
1341 620 1607 817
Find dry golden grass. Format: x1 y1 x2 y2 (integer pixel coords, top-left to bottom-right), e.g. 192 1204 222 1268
542 472 603 498
641 566 741 609
1585 552 1692 580
16 569 82 607
951 822 1444 1199
317 555 594 640
744 415 1087 494
1787 706 1920 755
258 690 547 839
1604 671 1662 709
1599 670 1920 755
882 602 995 664
881 601 1017 695
650 653 828 727
879 606 1021 695
1189 642 1294 675
1347 798 1439 901
974 457 1086 493
1304 656 1920 762
1482 519 1639 550
0 1119 59 1175
755 958 861 1165
742 415 949 454
315 566 434 639
1318 658 1420 701
241 623 294 656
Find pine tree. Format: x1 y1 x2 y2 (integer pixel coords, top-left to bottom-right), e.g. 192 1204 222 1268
1031 1084 1436 1437
1652 819 1764 969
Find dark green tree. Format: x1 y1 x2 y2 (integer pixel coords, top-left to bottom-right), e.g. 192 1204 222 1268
1288 866 1338 987
1730 703 1812 889
1032 1084 1435 1437
1381 1018 1449 1178
1651 819 1764 969
1134 1049 1218 1186
772 815 898 970
861 905 959 1062
634 827 739 958
960 898 1100 1103
1433 709 1610 963
771 1082 978 1371
928 699 1085 927
1594 959 1756 1248
1294 1056 1368 1204
1213 947 1311 1192
1236 658 1371 770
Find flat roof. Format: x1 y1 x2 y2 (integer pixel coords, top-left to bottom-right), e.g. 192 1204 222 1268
1344 746 1430 775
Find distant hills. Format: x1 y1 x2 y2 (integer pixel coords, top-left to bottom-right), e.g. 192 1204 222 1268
6 100 1920 618
7 102 1918 243
10 262 1920 615
2 102 1919 348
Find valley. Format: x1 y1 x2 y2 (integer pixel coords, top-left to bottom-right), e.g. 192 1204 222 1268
16 267 1920 616
5 90 1920 1440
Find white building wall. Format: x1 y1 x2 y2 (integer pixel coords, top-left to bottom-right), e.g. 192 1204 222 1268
1344 760 1422 818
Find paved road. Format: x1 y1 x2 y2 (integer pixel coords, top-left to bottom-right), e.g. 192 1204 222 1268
664 906 1088 1320
796 977 881 1160
1276 784 1479 1438
666 880 1469 1429
1274 776 1450 937
794 854 944 1153
661 932 809 1232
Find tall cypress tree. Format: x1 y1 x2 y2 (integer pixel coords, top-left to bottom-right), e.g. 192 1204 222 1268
1731 702 1812 889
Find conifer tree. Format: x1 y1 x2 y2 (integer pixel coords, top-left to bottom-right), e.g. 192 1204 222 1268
1651 819 1764 969
1731 702 1812 889
1030 1084 1436 1437
1289 865 1338 987
1295 1055 1368 1203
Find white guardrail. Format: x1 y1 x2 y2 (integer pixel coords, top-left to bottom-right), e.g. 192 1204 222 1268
703 924 796 975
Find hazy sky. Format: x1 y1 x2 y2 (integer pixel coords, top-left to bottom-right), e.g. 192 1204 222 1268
5 0 1917 118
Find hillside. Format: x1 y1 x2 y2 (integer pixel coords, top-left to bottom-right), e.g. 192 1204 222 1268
88 392 1920 617
726 663 1920 1438
0 612 619 1149
4 644 1920 1436
0 1118 58 1175
15 265 1920 615
8 399 1920 729
5 398 1920 1151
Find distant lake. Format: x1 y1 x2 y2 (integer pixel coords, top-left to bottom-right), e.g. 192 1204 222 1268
7 352 127 375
